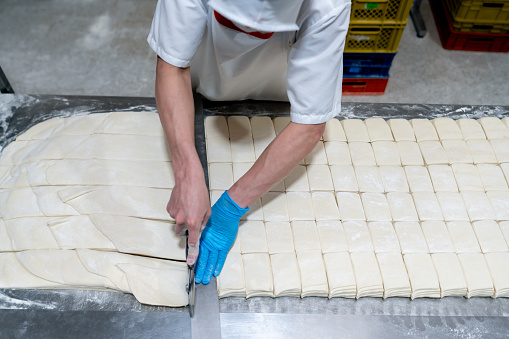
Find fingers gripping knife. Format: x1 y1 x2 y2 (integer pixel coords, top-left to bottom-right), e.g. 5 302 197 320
186 231 196 317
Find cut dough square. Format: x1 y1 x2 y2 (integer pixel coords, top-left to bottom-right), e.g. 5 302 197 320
376 252 411 298
442 139 473 164
412 192 444 221
388 119 415 141
461 191 497 221
291 220 321 252
348 142 376 166
209 163 234 190
311 192 341 220
265 221 295 254
227 116 256 163
284 165 310 192
335 192 366 220
342 119 370 142
323 252 356 298
217 252 245 298
458 253 494 298
433 117 463 140
490 139 509 163
477 164 509 191
229 138 256 163
436 192 470 221
418 141 449 165
324 141 351 165
243 253 274 298
365 118 394 141
451 164 484 192
5 217 60 251
206 137 232 163
270 253 302 297
355 166 384 193
360 193 392 221
368 221 401 253
330 165 358 192
286 191 315 221
316 220 348 253
457 119 486 140
0 219 12 251
410 119 439 142
306 164 334 191
350 251 384 298
261 192 289 221
466 139 498 164
304 141 328 165
484 252 509 298
404 166 434 192
251 117 276 159
273 117 290 136
234 162 286 192
239 221 269 254
421 221 455 253
372 141 401 166
431 253 468 297
205 116 229 139
404 253 441 299
323 118 347 142
386 192 419 221
487 191 509 220
396 141 424 166
343 220 373 252
498 221 509 245
472 220 508 253
297 250 329 298
242 198 264 221
504 117 509 130
0 188 44 219
379 166 410 193
0 252 61 289
394 221 429 254
428 165 459 192
446 221 482 253
479 117 509 140
501 163 509 183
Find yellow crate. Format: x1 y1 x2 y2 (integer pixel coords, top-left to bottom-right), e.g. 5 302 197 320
350 0 413 24
345 23 406 53
445 0 509 24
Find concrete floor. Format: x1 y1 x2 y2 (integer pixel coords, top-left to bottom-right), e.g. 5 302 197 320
1 0 508 105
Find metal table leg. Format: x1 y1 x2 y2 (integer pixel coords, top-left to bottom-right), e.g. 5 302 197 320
410 0 427 38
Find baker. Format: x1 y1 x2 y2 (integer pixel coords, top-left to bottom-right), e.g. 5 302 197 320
148 0 351 284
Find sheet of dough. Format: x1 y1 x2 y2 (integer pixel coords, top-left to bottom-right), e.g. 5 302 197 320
446 221 481 253
484 252 509 298
396 141 424 166
0 219 12 251
433 117 464 140
291 220 321 252
431 253 468 297
5 217 60 251
239 221 269 254
410 119 439 142
354 166 384 193
379 166 409 192
265 221 295 254
404 253 441 299
273 117 290 136
472 220 508 253
451 164 484 191
490 139 509 163
33 186 82 217
304 141 328 165
206 136 232 163
442 139 473 164
477 164 508 191
404 166 434 192
48 215 116 250
458 253 494 298
457 119 486 140
335 192 366 220
91 112 163 136
361 193 392 221
388 119 415 141
205 116 229 139
376 252 411 298
412 192 444 221
418 141 449 165
284 165 310 192
421 221 455 253
461 191 497 221
348 142 376 166
372 141 401 166
342 119 370 142
0 188 44 219
479 117 509 140
323 252 356 298
343 220 373 252
497 221 509 246
316 220 348 253
435 192 470 221
0 140 34 166
217 252 245 298
286 191 315 221
323 118 347 142
22 136 88 163
227 117 256 163
243 253 274 298
261 192 289 221
487 191 509 220
330 165 358 192
16 117 67 140
270 253 302 297
394 221 429 254
0 252 62 289
209 163 234 190
386 192 419 221
324 141 351 165
311 192 341 220
350 251 384 298
6 140 41 166
466 139 498 164
297 250 328 297
365 118 394 142
368 221 401 253
306 165 334 191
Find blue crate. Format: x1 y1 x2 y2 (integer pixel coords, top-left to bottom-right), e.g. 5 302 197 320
343 53 397 78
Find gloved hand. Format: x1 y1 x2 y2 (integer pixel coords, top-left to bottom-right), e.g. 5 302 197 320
195 190 249 284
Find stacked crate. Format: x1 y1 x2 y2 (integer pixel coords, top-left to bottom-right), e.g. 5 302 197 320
430 0 509 52
342 0 413 95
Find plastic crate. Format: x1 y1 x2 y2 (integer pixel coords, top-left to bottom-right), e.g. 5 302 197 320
345 24 406 52
445 0 509 24
430 0 509 52
350 0 413 24
343 53 397 77
451 20 509 33
342 78 389 95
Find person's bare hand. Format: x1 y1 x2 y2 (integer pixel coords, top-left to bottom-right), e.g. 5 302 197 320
168 167 211 265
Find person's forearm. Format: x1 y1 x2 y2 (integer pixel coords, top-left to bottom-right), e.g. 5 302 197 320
228 122 325 208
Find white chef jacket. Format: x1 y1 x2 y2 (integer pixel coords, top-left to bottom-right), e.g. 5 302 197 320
148 0 351 124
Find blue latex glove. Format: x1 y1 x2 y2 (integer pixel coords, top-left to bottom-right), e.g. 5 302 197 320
195 190 248 284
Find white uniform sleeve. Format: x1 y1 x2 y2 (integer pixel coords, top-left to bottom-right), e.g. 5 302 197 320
147 0 208 68
287 2 351 124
